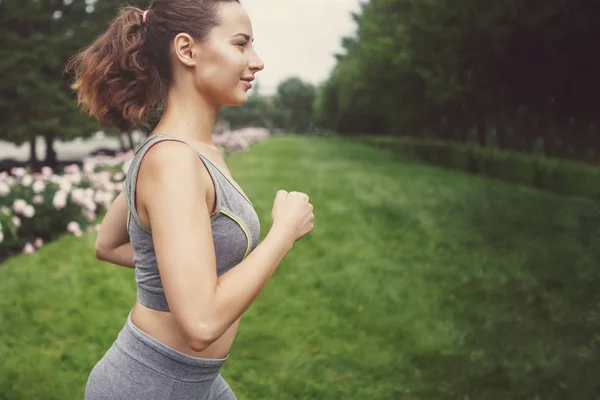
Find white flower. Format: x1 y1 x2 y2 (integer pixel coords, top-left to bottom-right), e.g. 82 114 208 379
0 182 10 196
13 199 27 214
83 161 95 174
53 190 68 209
23 243 35 254
12 216 21 228
34 237 44 248
22 174 34 186
41 166 53 177
58 179 72 192
32 180 46 193
22 204 35 218
33 195 44 204
122 159 133 174
71 188 87 205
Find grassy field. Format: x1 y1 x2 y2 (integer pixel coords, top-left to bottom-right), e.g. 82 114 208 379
1 135 600 399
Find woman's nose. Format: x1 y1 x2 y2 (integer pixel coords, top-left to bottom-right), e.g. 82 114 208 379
249 50 264 72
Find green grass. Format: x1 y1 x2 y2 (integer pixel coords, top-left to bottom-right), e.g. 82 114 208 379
2 135 600 399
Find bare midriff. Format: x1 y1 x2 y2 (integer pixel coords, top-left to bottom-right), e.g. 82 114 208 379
129 301 240 359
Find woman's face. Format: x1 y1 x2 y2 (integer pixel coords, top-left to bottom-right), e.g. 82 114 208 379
192 2 264 106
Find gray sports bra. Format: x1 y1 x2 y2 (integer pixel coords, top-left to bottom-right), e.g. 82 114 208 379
122 134 261 312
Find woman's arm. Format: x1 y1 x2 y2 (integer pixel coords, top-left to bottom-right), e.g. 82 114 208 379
140 142 295 352
94 190 135 268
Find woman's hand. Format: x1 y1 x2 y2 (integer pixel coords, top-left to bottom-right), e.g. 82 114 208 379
95 190 135 268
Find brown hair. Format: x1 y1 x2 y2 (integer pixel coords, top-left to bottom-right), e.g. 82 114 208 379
65 0 240 132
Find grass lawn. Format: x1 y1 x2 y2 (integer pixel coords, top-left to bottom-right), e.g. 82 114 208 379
1 135 600 399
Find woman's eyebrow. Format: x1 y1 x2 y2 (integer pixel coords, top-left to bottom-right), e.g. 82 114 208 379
231 33 254 42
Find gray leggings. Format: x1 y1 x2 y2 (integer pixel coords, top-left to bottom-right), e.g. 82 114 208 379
84 311 236 400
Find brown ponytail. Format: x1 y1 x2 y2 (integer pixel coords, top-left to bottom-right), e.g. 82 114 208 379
65 0 240 132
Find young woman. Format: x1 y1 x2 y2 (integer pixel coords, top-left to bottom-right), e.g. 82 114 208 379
66 1 315 399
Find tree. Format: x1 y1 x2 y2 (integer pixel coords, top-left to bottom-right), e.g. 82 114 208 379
315 0 600 160
275 77 316 133
0 0 145 169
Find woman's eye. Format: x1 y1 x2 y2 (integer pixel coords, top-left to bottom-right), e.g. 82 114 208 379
236 42 247 48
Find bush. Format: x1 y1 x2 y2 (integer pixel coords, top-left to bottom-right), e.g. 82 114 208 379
363 136 600 200
0 153 133 260
0 128 272 262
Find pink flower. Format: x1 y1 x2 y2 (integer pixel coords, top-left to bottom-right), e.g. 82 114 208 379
86 210 96 222
63 164 80 174
41 166 53 177
34 238 44 248
33 195 44 204
10 167 26 177
23 243 35 254
11 216 21 228
67 221 82 237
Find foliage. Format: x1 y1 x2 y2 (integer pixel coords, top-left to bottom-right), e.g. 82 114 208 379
315 0 600 163
219 77 316 133
0 0 146 165
0 154 130 261
360 136 600 199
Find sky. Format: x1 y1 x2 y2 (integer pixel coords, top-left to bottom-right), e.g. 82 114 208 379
241 0 362 95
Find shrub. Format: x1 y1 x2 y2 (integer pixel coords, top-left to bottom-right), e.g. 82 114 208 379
363 136 600 200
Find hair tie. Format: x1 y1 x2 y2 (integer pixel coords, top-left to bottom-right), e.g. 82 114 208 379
142 10 149 24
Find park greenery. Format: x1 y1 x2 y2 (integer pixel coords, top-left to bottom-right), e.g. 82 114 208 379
315 0 600 165
1 137 600 399
2 2 600 398
4 0 598 169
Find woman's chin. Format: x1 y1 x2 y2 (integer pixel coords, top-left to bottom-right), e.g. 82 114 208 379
224 92 249 107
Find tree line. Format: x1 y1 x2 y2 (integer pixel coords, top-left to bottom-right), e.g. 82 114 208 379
314 0 600 164
6 0 592 167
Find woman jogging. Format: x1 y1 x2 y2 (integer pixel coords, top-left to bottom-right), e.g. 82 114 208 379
66 1 315 398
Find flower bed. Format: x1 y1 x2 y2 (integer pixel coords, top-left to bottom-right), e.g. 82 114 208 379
0 128 270 262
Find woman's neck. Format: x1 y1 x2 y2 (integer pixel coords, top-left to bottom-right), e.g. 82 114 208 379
153 85 220 146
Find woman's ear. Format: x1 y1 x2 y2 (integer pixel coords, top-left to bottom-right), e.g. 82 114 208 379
173 33 197 67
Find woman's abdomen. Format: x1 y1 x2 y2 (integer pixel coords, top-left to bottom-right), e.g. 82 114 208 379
130 301 240 359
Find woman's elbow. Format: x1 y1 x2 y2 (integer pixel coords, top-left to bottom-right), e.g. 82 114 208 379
94 234 113 260
186 322 219 352
94 246 104 260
